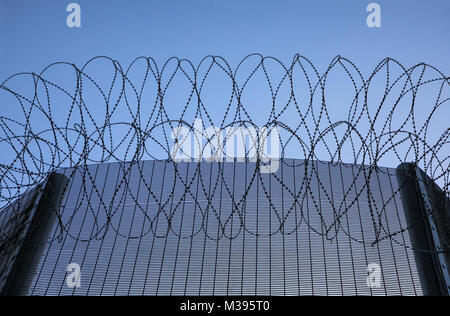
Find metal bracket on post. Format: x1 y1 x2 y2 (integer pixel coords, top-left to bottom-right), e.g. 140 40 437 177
416 168 450 295
0 172 68 296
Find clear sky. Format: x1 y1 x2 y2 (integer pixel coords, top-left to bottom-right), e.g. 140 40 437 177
0 0 449 188
1 0 450 74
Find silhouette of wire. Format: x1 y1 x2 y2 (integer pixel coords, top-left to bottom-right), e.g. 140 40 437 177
0 54 448 251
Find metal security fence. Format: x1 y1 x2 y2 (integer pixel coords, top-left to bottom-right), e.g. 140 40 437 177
0 159 447 296
0 55 448 295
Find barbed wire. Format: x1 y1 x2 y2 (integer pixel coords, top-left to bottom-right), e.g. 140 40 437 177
0 54 448 250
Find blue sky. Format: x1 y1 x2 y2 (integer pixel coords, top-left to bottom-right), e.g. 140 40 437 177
1 0 450 74
0 0 449 187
